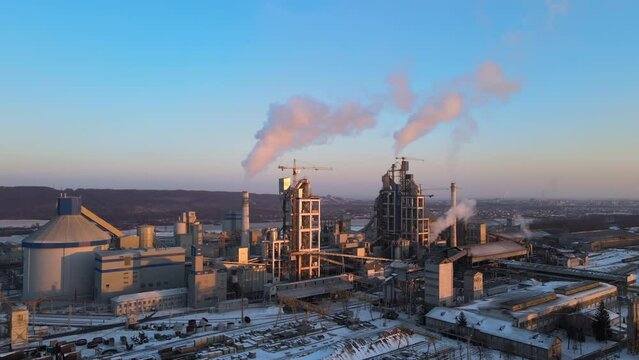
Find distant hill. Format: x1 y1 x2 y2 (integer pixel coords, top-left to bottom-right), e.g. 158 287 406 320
0 186 373 228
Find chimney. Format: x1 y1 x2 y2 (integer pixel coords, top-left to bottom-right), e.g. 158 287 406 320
241 191 250 247
450 182 457 248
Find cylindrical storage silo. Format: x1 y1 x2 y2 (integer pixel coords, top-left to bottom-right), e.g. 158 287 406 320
22 196 110 300
137 225 155 248
174 221 187 236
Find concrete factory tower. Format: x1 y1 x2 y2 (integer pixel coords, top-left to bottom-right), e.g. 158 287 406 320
241 191 250 247
22 195 110 300
375 159 429 257
450 182 457 248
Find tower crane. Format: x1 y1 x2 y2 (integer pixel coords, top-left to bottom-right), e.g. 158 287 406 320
278 159 333 184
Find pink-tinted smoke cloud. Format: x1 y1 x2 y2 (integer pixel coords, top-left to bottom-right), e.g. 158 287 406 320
387 73 416 112
393 61 520 153
242 96 379 176
393 93 464 153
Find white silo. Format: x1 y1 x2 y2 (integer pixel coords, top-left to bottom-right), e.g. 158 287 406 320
22 196 110 300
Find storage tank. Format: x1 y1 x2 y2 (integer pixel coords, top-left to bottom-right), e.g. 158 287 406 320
174 221 187 235
22 196 110 300
137 225 155 248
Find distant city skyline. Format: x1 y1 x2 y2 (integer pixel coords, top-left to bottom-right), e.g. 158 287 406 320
1 1 637 199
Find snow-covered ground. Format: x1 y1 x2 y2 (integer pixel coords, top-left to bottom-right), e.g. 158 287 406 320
17 301 472 360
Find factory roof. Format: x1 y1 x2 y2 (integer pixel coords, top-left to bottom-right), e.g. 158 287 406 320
22 215 111 248
499 260 635 284
426 307 559 350
111 288 187 303
463 240 528 263
460 280 616 325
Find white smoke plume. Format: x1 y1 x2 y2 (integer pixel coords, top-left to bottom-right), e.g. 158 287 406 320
242 96 379 176
429 199 477 241
513 214 533 239
393 61 520 153
387 73 416 112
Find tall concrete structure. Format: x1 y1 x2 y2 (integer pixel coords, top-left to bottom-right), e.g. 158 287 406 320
263 228 286 283
450 182 457 248
280 177 321 281
188 221 227 307
241 191 250 247
375 159 429 257
290 179 321 280
424 255 454 306
22 196 110 300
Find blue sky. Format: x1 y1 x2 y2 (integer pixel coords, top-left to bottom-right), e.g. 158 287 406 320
0 1 637 199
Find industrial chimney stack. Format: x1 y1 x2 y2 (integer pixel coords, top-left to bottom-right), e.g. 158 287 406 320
241 191 250 248
450 182 457 248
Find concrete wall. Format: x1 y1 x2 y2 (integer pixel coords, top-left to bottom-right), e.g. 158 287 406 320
425 317 561 360
424 261 453 306
188 269 227 308
23 244 107 300
112 290 187 316
95 248 185 302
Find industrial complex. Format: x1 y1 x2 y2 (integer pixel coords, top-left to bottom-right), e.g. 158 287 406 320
2 158 639 359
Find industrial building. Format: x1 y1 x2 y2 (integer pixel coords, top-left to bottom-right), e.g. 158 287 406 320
559 229 639 251
425 307 562 360
374 158 429 257
222 211 243 233
10 160 637 359
456 221 487 245
423 253 453 306
94 247 186 302
287 179 321 280
459 280 617 331
188 267 227 308
22 196 110 300
111 287 188 316
462 240 529 264
187 222 227 308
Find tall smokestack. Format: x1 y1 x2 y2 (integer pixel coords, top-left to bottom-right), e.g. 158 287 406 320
241 191 250 247
450 182 457 248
